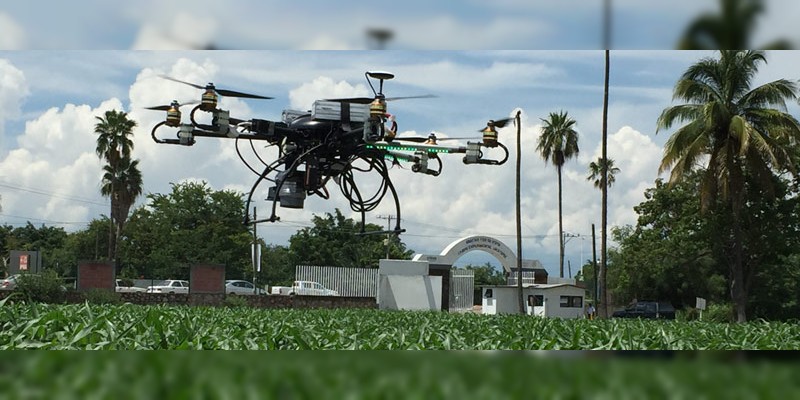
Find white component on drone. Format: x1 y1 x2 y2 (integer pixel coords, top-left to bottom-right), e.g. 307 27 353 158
178 124 194 145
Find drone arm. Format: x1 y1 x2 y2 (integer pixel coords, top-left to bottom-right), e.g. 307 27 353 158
462 141 509 166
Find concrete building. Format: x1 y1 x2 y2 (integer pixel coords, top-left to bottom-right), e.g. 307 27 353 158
481 283 586 319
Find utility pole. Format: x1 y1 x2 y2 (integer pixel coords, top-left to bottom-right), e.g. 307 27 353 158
377 215 395 259
252 207 258 294
592 223 598 311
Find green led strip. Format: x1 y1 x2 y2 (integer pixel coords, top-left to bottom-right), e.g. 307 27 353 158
367 144 452 153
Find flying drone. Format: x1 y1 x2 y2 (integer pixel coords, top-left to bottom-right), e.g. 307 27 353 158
147 71 510 234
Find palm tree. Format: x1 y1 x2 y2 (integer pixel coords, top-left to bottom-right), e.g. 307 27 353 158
536 110 580 278
587 158 620 189
101 158 143 257
677 0 792 50
95 110 142 264
657 50 800 322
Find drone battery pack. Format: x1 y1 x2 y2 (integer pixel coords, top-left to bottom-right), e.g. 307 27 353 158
311 100 370 122
281 109 308 124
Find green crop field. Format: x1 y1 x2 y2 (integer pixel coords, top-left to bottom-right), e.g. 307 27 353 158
2 300 799 399
1 300 798 350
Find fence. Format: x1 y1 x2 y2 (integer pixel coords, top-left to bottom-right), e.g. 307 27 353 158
449 268 475 312
295 265 379 297
506 270 537 286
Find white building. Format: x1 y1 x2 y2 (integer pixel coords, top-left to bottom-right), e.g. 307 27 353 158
481 284 586 319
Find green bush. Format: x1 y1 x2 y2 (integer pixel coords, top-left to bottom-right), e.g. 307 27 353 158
223 294 249 308
702 303 734 323
15 270 67 304
677 307 700 322
84 288 122 305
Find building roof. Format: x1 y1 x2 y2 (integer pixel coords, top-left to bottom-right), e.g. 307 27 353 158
481 283 584 290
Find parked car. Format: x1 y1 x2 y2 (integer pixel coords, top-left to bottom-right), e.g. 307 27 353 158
287 280 339 296
612 301 676 320
116 279 147 293
225 280 266 295
146 279 190 294
0 274 21 291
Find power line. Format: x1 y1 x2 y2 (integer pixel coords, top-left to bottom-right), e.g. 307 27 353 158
0 181 108 207
0 213 93 226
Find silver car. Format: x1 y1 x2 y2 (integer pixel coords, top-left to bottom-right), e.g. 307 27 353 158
225 280 266 295
146 279 190 294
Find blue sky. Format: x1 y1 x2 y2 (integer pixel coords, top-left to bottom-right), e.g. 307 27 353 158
2 50 800 278
3 1 799 50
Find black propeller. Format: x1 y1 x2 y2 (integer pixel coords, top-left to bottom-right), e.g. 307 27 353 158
478 117 514 132
325 94 436 104
393 133 477 144
159 75 273 99
144 100 199 111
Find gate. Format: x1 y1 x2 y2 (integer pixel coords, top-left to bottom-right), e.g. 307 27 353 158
449 268 474 312
295 265 379 297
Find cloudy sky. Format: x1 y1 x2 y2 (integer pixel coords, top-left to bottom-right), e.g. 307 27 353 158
2 1 799 50
2 50 800 277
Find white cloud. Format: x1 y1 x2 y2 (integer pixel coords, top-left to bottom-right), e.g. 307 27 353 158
288 76 369 111
0 13 25 50
131 13 219 50
0 99 122 224
0 59 29 139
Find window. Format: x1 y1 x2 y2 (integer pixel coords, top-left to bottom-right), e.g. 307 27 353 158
528 295 544 307
484 289 493 298
560 296 583 308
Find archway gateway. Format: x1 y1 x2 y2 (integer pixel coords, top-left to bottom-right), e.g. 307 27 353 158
412 235 544 310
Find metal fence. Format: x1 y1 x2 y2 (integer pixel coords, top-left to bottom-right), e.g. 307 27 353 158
295 265 379 297
449 268 475 312
506 270 537 286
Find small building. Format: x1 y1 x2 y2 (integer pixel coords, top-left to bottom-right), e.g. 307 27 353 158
481 284 586 319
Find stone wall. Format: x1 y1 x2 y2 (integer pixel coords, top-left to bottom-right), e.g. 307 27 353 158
0 290 377 309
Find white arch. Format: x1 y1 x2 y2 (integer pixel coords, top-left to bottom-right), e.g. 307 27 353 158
412 235 520 273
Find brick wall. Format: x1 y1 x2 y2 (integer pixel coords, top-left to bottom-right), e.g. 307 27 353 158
189 264 225 294
77 261 114 291
0 290 378 309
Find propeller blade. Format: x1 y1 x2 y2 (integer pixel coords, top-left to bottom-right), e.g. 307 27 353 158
385 95 437 101
159 75 206 90
215 88 273 100
144 100 199 111
392 136 429 143
326 94 436 104
324 97 375 104
478 117 515 131
145 105 172 111
492 117 514 128
160 75 273 99
394 135 475 143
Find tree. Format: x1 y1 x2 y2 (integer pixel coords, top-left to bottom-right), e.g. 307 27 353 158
607 175 726 308
120 181 252 280
587 157 620 189
657 50 800 322
536 110 580 279
94 110 142 266
289 209 414 269
676 0 792 50
465 263 506 287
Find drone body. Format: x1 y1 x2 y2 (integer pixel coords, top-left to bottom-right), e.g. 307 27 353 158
148 71 510 233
